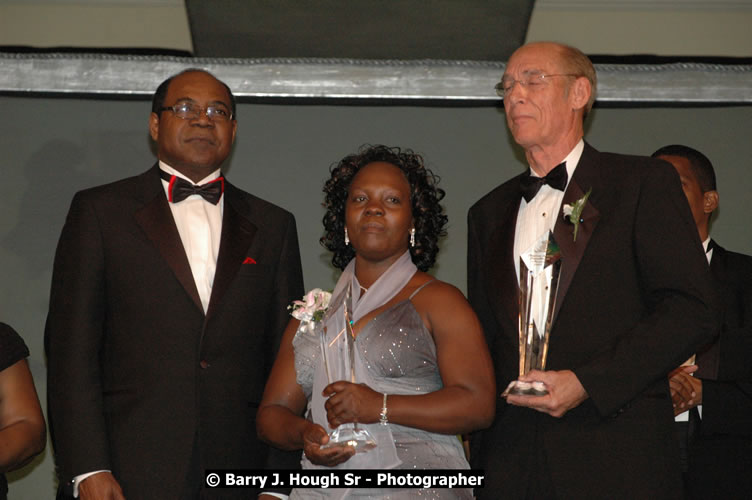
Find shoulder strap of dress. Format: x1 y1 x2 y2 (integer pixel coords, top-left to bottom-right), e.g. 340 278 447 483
408 279 436 299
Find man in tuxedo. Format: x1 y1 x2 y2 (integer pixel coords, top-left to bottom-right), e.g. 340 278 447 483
467 42 717 498
652 145 752 499
46 69 304 499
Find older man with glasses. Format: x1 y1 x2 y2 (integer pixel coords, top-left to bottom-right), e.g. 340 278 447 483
46 69 304 499
467 42 718 499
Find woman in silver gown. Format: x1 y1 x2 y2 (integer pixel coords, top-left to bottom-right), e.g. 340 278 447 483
258 145 495 499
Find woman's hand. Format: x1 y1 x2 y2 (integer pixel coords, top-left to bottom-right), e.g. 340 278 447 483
302 421 355 466
323 381 381 427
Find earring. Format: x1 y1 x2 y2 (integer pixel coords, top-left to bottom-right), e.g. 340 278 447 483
410 228 415 247
344 227 350 245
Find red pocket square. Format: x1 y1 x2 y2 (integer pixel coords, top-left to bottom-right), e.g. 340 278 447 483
242 257 257 264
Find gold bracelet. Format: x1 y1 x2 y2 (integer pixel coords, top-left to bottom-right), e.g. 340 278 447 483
379 393 388 425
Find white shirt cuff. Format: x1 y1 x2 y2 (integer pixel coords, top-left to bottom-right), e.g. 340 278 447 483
72 470 110 498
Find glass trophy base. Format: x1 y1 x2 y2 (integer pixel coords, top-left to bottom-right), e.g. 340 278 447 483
321 426 377 453
504 380 548 396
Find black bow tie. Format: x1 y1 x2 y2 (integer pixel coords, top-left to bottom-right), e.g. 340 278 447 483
160 170 224 204
520 162 568 202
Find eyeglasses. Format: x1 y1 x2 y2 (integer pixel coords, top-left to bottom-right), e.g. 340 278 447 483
159 102 233 122
495 73 578 99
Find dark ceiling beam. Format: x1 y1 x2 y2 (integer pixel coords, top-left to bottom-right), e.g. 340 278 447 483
185 0 535 61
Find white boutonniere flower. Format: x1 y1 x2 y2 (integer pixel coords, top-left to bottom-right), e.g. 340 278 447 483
562 188 592 242
289 288 332 322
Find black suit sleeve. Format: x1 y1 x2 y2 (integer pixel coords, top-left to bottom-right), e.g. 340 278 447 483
574 162 719 417
700 253 752 437
262 211 305 479
45 192 112 482
467 209 498 369
467 206 505 466
268 212 304 363
702 376 752 437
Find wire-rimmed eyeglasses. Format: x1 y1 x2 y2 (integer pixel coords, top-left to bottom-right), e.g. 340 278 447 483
159 102 233 122
495 73 578 99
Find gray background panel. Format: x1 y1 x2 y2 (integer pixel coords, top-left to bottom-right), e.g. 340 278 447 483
2 96 751 496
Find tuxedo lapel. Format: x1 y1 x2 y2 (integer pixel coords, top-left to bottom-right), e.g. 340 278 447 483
206 183 257 320
134 167 203 313
709 240 727 285
552 144 601 321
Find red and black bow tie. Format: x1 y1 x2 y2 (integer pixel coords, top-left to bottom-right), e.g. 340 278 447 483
160 170 224 205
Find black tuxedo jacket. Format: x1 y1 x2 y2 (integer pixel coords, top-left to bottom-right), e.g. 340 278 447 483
685 242 752 499
467 143 717 499
46 165 304 499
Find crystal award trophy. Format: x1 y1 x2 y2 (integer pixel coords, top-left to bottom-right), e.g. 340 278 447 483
319 285 377 452
505 231 562 396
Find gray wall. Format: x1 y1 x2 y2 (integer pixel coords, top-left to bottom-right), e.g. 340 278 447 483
2 95 751 497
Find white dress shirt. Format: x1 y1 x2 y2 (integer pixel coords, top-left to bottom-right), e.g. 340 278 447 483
703 237 713 264
514 139 584 279
160 161 224 313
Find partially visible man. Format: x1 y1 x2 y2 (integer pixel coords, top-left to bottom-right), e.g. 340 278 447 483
468 42 717 498
653 144 752 500
46 69 303 499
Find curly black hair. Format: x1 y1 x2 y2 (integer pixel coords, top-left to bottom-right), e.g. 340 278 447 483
320 145 448 272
